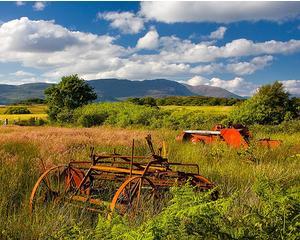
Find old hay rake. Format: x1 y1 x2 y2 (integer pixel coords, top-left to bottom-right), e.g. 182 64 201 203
30 135 216 218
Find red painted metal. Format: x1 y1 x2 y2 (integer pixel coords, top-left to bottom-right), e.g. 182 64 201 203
177 124 281 149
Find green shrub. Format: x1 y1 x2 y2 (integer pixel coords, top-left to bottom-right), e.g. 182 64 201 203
14 117 47 126
4 106 31 114
230 82 299 125
74 102 228 129
57 179 300 240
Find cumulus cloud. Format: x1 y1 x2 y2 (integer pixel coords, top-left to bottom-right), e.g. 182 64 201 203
149 37 300 64
280 80 300 95
98 11 144 34
136 28 159 50
209 77 257 96
186 76 209 86
16 1 25 6
226 55 273 75
140 2 300 23
33 2 46 11
185 76 257 96
190 63 222 75
0 17 299 97
0 17 125 70
209 26 227 40
11 70 35 77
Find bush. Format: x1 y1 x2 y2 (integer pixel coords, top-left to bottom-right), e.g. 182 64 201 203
74 102 228 129
230 82 299 125
4 106 31 114
55 179 300 239
14 117 47 126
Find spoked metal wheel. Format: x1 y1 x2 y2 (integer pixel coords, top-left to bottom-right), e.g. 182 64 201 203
29 165 88 212
109 176 157 220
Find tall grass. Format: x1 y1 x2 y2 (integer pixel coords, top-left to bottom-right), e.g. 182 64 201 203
0 124 299 239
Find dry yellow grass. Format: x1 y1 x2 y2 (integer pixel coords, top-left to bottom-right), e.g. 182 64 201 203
0 126 174 168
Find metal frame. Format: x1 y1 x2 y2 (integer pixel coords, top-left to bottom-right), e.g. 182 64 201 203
30 135 215 217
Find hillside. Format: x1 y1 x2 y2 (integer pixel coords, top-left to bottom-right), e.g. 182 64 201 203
185 84 242 99
0 79 241 104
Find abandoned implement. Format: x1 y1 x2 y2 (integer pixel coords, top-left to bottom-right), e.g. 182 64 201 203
30 135 215 217
177 124 282 148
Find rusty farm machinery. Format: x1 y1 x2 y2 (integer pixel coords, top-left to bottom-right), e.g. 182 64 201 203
176 124 282 148
30 135 216 218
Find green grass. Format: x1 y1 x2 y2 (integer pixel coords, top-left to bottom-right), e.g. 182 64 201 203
160 105 234 115
0 122 299 239
0 104 47 114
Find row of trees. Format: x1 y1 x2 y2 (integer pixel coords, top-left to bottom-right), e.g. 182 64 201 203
128 96 244 107
44 75 299 125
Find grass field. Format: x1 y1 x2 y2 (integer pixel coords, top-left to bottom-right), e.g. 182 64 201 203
0 105 48 123
160 105 234 115
0 124 299 239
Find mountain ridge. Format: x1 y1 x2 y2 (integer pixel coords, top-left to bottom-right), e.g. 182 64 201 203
0 78 242 104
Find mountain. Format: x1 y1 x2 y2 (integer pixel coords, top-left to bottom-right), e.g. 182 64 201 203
0 83 51 104
88 79 192 101
184 84 242 99
0 79 241 104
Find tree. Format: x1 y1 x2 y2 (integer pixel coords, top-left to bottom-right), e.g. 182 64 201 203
230 81 299 125
45 74 97 122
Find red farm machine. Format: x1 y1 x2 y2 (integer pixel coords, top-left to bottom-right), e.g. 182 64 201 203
176 124 282 148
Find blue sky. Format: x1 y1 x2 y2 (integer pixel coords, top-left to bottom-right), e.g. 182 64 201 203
0 1 299 96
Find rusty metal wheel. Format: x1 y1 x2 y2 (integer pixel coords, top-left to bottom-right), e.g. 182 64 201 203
109 176 157 219
29 165 89 212
30 165 69 212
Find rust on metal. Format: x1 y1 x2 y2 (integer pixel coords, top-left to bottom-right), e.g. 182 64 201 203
30 135 216 218
177 124 281 149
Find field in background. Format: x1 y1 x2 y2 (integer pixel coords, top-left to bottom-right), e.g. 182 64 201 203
160 105 234 115
0 104 48 122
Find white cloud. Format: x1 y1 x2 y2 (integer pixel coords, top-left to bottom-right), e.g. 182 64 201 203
136 28 159 50
184 76 257 96
0 17 125 68
226 55 273 75
98 11 144 34
209 77 257 96
186 76 209 86
16 1 25 6
0 17 298 96
148 37 300 64
140 2 300 23
81 60 189 80
11 70 35 77
33 2 46 11
209 26 227 40
190 63 222 75
280 80 300 95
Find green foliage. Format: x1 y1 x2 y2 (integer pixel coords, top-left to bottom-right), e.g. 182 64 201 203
127 97 158 107
45 74 97 122
230 81 299 125
4 106 31 114
156 96 243 106
74 102 228 129
14 117 47 126
74 102 162 128
57 180 300 240
14 98 45 105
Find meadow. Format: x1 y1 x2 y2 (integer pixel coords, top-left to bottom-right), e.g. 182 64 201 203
0 104 48 122
0 122 299 239
160 105 233 115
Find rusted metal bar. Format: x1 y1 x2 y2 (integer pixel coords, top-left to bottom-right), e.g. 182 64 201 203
130 139 134 178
